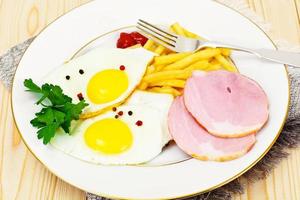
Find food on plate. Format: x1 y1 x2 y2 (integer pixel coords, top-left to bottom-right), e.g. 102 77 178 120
143 69 192 83
215 54 236 71
170 22 187 37
154 52 193 66
24 22 269 163
116 22 237 97
50 105 165 165
170 22 204 40
184 60 210 71
143 39 155 51
129 32 148 46
148 86 181 96
125 90 174 146
117 31 148 48
148 79 186 88
168 96 256 161
162 48 221 71
24 79 88 144
184 70 269 137
44 47 154 118
154 45 166 55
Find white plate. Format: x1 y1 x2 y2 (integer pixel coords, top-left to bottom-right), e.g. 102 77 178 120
11 0 289 199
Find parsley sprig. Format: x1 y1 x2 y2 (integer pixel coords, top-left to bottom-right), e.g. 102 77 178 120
24 79 88 144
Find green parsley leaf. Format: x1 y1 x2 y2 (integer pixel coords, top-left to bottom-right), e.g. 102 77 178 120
30 118 46 128
37 123 60 144
24 79 50 105
24 79 42 93
24 79 88 144
46 84 72 106
33 108 54 125
59 101 88 133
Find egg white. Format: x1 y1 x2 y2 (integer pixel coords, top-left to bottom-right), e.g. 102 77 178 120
44 47 154 114
125 90 174 146
50 105 164 165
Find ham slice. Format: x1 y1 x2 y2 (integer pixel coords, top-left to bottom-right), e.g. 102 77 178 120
184 70 268 138
168 97 256 161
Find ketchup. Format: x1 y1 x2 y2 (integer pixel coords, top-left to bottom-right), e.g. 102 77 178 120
117 32 148 48
129 32 148 46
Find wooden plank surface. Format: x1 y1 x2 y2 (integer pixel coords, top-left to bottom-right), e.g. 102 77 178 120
0 0 299 199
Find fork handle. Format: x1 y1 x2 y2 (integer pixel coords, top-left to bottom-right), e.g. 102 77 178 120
254 49 300 68
203 41 300 68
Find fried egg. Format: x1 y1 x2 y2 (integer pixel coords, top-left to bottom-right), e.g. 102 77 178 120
44 47 154 116
50 105 164 165
125 90 174 146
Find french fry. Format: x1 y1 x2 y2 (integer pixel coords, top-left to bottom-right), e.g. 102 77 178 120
155 65 165 72
164 48 221 71
148 86 182 96
185 60 209 71
182 28 206 40
209 58 219 65
138 82 148 90
171 22 205 40
215 55 237 72
154 52 192 66
143 70 192 83
138 23 238 97
183 29 199 39
169 26 176 34
226 59 238 72
206 63 223 71
154 45 166 55
149 79 186 88
143 39 155 51
220 48 231 56
146 65 155 75
163 48 173 54
170 22 186 36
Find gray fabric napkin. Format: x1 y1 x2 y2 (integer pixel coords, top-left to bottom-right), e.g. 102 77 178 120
1 38 299 200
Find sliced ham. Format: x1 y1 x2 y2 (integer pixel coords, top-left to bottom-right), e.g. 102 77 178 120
168 96 256 161
184 70 268 138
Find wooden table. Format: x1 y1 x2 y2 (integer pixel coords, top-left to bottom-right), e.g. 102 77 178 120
0 0 299 199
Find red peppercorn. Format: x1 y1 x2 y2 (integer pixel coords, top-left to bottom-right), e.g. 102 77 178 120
135 120 143 126
112 107 117 112
77 93 84 101
118 111 123 116
119 65 126 71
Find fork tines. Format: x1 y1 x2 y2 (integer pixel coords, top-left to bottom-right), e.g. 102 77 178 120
136 19 177 48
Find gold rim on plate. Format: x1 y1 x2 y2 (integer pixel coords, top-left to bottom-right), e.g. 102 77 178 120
10 0 290 199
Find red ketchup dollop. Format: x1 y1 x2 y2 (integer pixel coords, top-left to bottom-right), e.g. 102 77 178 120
129 32 148 46
117 32 148 48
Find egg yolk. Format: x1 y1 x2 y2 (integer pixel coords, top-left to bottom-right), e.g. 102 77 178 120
87 69 129 104
84 118 133 154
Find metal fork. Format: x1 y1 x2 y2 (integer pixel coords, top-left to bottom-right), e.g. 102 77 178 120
136 19 300 68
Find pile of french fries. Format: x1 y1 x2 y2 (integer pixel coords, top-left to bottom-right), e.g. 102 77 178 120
138 23 237 97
